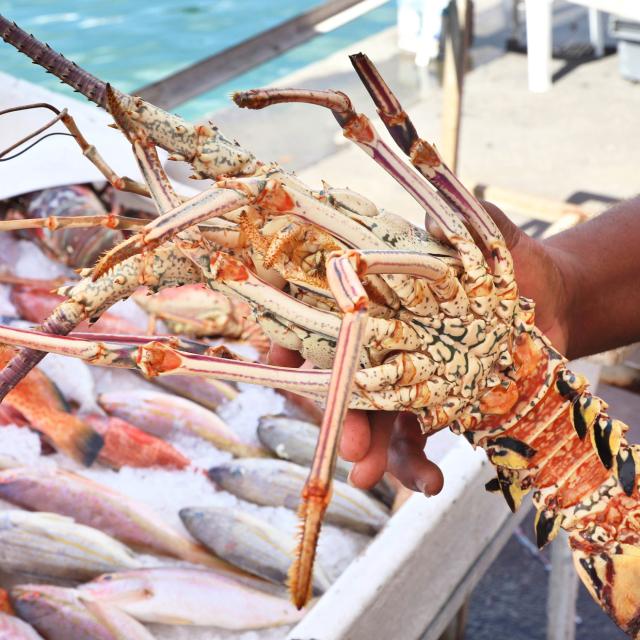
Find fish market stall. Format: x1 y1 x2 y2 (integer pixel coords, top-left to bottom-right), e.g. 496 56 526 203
0 73 387 639
2 0 640 636
0 69 528 640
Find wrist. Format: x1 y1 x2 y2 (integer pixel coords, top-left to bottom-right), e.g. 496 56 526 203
541 237 583 359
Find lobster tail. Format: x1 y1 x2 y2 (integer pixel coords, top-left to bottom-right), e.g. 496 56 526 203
569 450 640 638
466 326 640 636
0 15 107 108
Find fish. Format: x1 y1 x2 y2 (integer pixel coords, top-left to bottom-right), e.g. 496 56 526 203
99 390 268 457
151 374 238 411
79 567 305 629
0 453 26 472
0 345 103 466
0 467 232 571
258 415 353 480
180 506 332 593
208 459 389 534
258 415 396 506
84 415 190 470
9 285 140 335
0 589 13 615
0 405 27 427
10 585 155 640
0 612 44 639
0 511 140 581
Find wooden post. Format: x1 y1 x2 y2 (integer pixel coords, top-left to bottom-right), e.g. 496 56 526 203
440 0 472 171
547 531 579 640
545 359 599 640
437 5 472 638
524 0 554 92
438 602 469 640
469 182 593 223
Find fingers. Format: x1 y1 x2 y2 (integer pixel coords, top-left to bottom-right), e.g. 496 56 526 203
388 413 444 497
347 411 394 489
339 410 371 462
479 200 523 250
267 343 304 368
267 345 445 497
346 412 445 497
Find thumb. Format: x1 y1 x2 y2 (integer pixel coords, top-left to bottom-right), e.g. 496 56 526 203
425 200 524 256
479 200 523 251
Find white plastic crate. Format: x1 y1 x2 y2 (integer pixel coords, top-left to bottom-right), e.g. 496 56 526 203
289 433 527 640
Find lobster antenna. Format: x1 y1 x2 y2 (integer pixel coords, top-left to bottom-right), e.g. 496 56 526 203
0 15 107 108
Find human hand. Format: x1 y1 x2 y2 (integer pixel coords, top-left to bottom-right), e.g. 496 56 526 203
268 344 444 496
269 202 574 495
479 202 571 355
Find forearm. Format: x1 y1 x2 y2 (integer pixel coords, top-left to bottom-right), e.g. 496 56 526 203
544 196 640 359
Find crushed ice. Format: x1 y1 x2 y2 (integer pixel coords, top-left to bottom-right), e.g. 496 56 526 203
0 233 373 639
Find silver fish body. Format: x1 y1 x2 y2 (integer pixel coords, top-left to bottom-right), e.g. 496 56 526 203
79 567 305 629
0 467 225 570
258 415 353 479
179 506 332 593
0 613 44 640
258 415 396 506
10 585 155 640
0 511 139 581
208 459 389 534
151 375 238 411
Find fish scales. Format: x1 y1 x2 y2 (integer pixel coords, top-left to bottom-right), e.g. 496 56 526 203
208 458 389 534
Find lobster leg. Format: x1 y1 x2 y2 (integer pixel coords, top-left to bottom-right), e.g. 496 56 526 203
91 172 419 276
91 186 252 278
232 89 494 311
0 214 146 233
0 324 328 398
0 239 204 401
289 252 369 607
348 52 516 303
0 322 421 411
348 249 469 316
0 320 455 416
0 103 151 198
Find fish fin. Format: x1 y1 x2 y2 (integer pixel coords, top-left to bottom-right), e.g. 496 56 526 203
80 582 151 607
63 420 105 467
42 413 105 466
4 372 104 466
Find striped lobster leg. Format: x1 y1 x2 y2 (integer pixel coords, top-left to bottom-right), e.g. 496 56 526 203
345 53 640 635
0 15 258 400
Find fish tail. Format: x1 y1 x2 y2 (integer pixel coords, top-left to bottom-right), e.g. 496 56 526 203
54 414 105 466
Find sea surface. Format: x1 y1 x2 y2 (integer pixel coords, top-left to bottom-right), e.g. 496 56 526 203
0 0 396 120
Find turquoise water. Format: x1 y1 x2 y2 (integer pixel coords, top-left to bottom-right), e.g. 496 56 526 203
0 1 396 120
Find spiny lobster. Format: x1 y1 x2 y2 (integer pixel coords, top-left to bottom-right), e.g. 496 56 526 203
1 15 640 636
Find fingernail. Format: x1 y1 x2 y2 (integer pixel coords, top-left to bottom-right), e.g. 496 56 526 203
347 468 357 487
416 479 431 497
